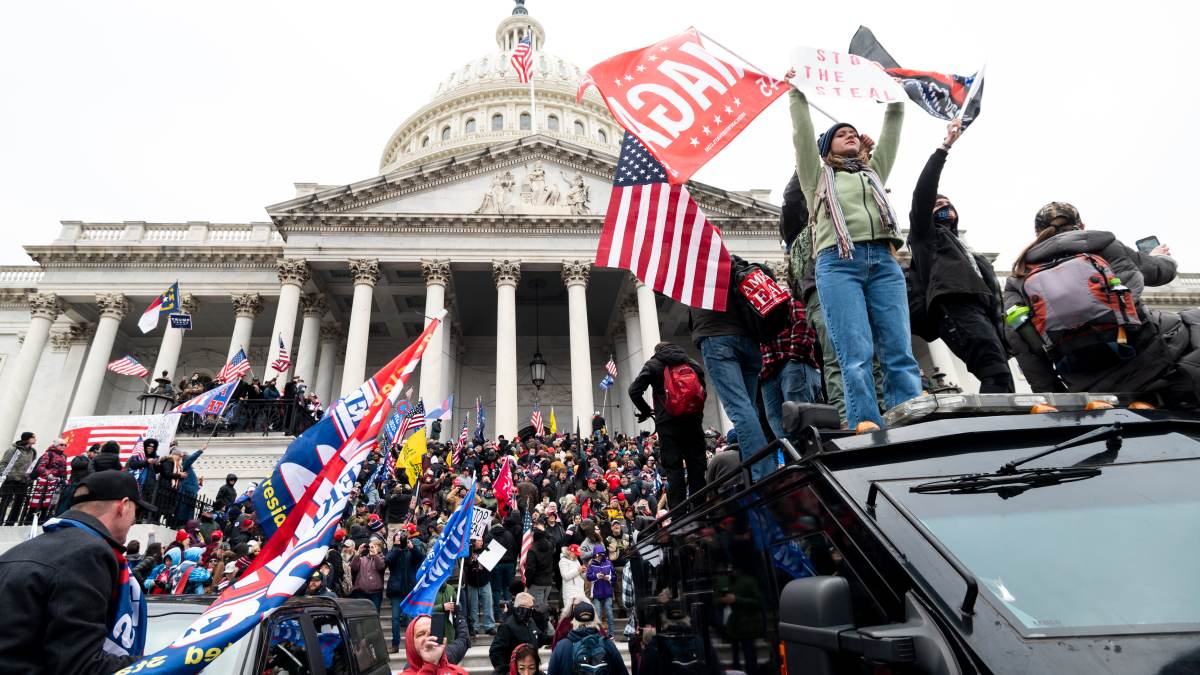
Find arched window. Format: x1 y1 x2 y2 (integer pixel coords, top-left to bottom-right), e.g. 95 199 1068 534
546 115 560 131
441 126 451 141
597 128 608 144
421 135 429 147
465 118 477 133
519 112 531 130
574 120 585 135
491 114 504 131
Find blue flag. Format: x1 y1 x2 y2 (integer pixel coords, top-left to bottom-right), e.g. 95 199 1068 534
383 400 412 447
169 380 237 417
399 482 476 617
745 500 815 580
599 374 614 390
473 397 486 443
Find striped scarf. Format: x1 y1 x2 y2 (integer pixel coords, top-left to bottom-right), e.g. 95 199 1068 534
814 159 898 259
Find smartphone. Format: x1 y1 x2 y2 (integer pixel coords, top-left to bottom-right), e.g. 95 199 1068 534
1136 236 1160 254
429 612 447 644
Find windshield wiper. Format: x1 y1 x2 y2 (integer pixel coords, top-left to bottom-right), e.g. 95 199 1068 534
910 466 1101 498
910 423 1121 497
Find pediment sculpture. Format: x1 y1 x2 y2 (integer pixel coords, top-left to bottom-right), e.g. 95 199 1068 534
474 161 592 216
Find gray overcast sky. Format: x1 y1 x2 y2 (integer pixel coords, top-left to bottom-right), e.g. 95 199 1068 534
1 1 1195 271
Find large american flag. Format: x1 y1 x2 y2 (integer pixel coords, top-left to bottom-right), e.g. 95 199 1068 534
595 133 732 311
107 355 149 378
270 334 291 373
216 348 252 384
529 403 543 436
511 34 534 83
453 421 469 468
517 509 534 581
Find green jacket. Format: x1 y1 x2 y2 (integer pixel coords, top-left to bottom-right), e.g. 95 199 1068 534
789 89 905 256
433 582 458 645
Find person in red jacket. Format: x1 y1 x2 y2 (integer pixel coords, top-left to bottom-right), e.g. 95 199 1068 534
399 615 468 675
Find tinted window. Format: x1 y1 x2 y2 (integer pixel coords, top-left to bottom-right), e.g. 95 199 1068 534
310 614 353 674
893 459 1200 636
265 615 313 675
346 616 389 672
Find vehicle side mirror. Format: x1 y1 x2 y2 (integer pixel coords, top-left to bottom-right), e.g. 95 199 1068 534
779 576 854 675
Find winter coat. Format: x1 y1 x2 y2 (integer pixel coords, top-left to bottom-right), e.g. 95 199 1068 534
546 627 628 675
491 525 518 565
27 448 68 510
467 551 491 588
908 149 1003 319
558 554 587 609
1003 229 1190 393
524 534 557 587
0 443 36 483
91 448 122 473
386 539 426 598
0 509 138 673
214 482 237 510
178 450 203 495
628 342 707 426
398 618 469 675
351 553 386 593
687 283 749 345
489 611 546 673
586 558 614 600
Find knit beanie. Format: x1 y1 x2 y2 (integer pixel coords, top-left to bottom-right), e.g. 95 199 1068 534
816 122 857 159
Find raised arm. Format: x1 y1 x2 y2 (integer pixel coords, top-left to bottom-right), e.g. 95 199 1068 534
870 101 906 182
788 84 822 207
910 120 962 242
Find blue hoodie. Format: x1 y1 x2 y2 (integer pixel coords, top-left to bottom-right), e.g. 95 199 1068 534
170 547 211 594
547 627 627 675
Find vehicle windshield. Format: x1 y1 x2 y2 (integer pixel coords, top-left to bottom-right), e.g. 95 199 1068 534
143 611 251 674
892 459 1200 637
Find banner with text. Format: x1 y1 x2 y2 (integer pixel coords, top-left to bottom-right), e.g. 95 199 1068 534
61 414 180 463
788 46 904 103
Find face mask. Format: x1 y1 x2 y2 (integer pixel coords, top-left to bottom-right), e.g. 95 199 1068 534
514 606 532 622
933 206 956 227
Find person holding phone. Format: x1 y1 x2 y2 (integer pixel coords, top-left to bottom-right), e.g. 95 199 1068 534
398 614 469 675
1005 202 1199 395
349 539 386 610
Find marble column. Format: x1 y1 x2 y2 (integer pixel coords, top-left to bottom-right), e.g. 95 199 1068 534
315 321 340 405
265 259 309 382
613 326 636 435
635 280 661 366
621 297 652 432
563 260 594 434
294 294 326 390
340 258 380 396
493 260 520 440
0 293 63 446
151 293 198 383
227 293 263 361
419 260 450 407
69 293 129 419
49 324 92 435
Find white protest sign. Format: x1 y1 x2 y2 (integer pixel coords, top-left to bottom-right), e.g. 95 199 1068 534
471 506 493 541
478 539 507 572
788 46 903 103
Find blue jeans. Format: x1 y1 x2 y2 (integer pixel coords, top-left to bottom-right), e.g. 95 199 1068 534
595 596 615 635
390 597 405 647
699 335 772 481
491 562 515 614
815 243 922 428
466 583 496 630
761 361 823 438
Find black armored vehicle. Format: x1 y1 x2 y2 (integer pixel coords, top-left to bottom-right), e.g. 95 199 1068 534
629 393 1200 675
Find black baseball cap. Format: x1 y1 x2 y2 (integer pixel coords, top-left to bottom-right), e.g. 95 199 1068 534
74 471 157 511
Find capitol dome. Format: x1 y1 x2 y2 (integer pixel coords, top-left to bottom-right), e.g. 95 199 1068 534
378 2 622 173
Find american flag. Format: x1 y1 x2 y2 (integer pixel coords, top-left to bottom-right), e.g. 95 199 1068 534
453 421 469 467
106 355 149 378
595 133 731 311
605 357 618 379
270 334 291 373
216 348 252 384
517 509 534 581
530 403 543 436
511 34 534 84
395 400 426 446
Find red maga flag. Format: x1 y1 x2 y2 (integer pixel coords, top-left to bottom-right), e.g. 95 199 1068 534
580 28 786 184
596 133 731 311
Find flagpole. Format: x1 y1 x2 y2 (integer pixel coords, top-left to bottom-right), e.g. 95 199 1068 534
696 29 838 125
528 24 537 134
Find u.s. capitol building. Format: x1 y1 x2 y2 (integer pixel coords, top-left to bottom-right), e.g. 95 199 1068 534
1 3 1196 491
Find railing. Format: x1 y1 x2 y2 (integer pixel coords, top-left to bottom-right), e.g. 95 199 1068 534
65 222 281 246
142 226 190 242
0 478 215 530
176 398 319 438
0 266 44 284
79 225 126 240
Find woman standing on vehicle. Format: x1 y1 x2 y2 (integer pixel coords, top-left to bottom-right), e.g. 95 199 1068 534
786 69 922 431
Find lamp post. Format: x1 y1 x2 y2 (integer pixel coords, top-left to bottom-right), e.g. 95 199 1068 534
528 279 547 391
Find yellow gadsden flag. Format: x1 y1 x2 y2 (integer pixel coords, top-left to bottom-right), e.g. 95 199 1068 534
397 428 428 485
549 407 558 435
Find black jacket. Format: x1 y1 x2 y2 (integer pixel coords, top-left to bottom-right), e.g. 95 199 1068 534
1004 229 1184 393
0 510 138 674
524 533 557 587
688 284 748 346
489 612 547 673
91 450 122 473
908 149 1002 316
214 483 237 510
629 343 707 425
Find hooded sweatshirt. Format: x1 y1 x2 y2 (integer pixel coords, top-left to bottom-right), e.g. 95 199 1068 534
399 617 468 675
628 343 707 425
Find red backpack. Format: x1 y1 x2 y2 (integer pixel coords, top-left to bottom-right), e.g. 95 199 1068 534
662 363 706 417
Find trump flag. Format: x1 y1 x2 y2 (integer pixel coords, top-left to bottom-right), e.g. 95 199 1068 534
116 313 443 675
580 28 786 184
399 482 476 617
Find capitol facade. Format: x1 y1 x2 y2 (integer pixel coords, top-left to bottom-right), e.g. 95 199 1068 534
1 4 1197 492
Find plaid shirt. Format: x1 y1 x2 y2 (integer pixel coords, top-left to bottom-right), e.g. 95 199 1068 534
760 298 819 379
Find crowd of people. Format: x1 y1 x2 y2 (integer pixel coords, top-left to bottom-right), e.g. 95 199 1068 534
152 369 324 434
